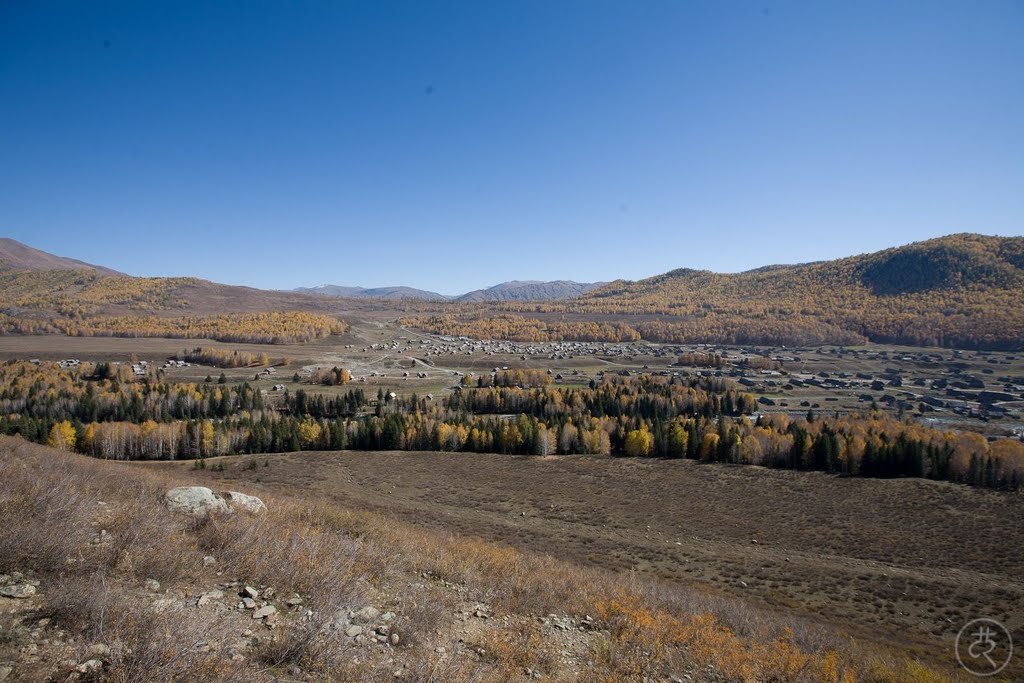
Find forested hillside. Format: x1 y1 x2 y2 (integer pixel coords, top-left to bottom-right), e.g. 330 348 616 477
409 234 1024 349
0 262 347 344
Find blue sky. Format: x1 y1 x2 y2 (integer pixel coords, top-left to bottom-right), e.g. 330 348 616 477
1 1 1022 294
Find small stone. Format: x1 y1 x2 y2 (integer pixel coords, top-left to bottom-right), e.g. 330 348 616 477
221 491 267 514
87 644 111 659
196 590 224 607
345 625 363 638
243 586 259 599
285 597 303 607
435 646 446 655
0 585 36 599
242 597 256 609
144 579 161 593
353 606 380 624
202 556 216 567
389 632 400 646
252 605 277 620
381 611 395 622
76 659 103 674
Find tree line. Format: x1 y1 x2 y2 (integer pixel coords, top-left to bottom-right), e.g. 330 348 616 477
2 360 1022 490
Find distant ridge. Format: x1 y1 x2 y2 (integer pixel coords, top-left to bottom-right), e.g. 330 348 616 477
294 285 451 301
0 238 123 276
294 280 606 302
456 280 607 302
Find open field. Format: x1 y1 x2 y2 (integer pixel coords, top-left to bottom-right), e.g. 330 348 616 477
156 449 1024 677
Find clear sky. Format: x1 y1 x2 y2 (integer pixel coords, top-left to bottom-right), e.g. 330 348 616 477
1 1 1022 294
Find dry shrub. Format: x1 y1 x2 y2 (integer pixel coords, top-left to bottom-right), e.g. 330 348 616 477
392 528 597 616
388 583 449 650
45 570 251 683
589 589 872 683
469 620 555 675
0 449 96 573
191 502 369 613
254 615 354 675
101 486 202 583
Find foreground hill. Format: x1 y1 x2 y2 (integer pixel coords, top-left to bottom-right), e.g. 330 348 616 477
411 234 1024 349
0 237 123 276
0 437 957 682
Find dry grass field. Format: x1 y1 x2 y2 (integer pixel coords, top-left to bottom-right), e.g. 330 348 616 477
1 437 969 683
170 450 1024 677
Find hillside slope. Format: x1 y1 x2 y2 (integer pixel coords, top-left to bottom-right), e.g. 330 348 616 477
414 234 1024 349
0 438 956 682
0 238 123 276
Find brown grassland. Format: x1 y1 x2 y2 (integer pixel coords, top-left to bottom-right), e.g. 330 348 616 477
0 437 994 682
190 450 1024 676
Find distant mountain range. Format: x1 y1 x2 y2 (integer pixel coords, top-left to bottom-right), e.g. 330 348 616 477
294 285 450 301
2 233 1023 349
294 280 607 302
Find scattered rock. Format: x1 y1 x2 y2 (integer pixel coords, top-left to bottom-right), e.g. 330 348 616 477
144 578 161 593
242 597 257 609
221 491 267 514
389 632 400 646
165 487 229 516
202 556 217 567
345 625 363 638
252 605 277 620
76 659 104 674
87 644 111 659
197 589 224 607
0 585 36 599
353 606 381 624
243 586 259 599
152 598 178 612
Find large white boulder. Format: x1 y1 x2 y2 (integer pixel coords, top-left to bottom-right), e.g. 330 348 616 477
221 491 267 514
164 487 229 516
